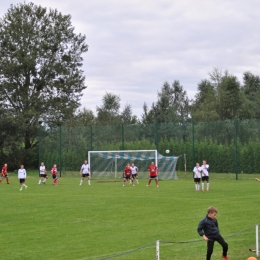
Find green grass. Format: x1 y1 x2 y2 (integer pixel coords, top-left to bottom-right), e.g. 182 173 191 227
0 172 259 260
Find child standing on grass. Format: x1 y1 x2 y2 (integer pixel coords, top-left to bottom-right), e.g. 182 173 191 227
51 164 59 186
197 206 229 260
18 165 28 191
193 162 201 191
0 163 9 184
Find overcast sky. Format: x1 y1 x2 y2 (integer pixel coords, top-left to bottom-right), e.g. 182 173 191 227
1 0 260 118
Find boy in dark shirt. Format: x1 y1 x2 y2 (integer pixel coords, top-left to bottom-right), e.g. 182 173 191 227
198 206 229 260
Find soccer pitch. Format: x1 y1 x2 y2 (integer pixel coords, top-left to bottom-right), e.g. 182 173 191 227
0 172 259 260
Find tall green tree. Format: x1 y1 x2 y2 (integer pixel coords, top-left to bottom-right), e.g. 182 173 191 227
64 108 95 127
191 68 254 121
0 3 88 159
241 72 260 119
142 81 190 124
96 92 137 125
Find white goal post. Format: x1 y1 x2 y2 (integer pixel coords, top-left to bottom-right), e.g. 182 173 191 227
88 150 179 180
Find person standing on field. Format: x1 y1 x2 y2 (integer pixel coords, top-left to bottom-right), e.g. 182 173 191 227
79 160 91 185
123 163 134 186
18 165 27 191
0 163 9 184
197 206 229 260
130 163 139 184
147 162 159 187
51 164 59 186
193 162 202 191
201 160 210 191
38 162 47 184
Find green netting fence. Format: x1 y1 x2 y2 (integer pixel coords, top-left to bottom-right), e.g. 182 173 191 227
38 119 260 178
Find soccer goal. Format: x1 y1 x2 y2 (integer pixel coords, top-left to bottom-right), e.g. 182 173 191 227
88 150 179 180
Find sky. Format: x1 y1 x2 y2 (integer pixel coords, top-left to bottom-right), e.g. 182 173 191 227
1 0 260 118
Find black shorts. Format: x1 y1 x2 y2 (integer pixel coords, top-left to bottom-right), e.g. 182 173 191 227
82 173 90 178
40 174 46 178
149 176 158 180
19 178 25 183
194 178 201 183
124 175 132 180
132 174 138 179
202 176 209 181
52 174 57 179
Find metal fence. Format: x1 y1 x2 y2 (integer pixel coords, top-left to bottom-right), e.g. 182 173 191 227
38 119 260 178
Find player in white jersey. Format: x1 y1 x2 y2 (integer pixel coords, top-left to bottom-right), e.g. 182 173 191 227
130 163 139 184
38 162 48 184
79 160 91 185
18 165 28 191
193 162 202 191
201 160 210 191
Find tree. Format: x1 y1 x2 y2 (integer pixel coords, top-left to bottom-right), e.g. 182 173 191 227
96 92 121 125
96 92 137 125
241 72 260 119
0 3 88 162
191 80 219 121
141 81 190 124
191 68 253 121
64 108 95 127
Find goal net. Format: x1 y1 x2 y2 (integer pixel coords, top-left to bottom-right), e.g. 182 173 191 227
88 150 179 180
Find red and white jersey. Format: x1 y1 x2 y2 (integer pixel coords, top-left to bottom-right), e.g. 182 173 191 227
193 166 202 178
201 164 209 176
51 167 57 175
18 168 26 179
2 166 7 176
130 166 138 174
124 166 132 176
148 165 158 177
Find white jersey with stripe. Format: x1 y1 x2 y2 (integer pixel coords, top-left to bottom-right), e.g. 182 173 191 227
130 166 138 174
81 164 90 174
201 164 209 176
193 166 202 178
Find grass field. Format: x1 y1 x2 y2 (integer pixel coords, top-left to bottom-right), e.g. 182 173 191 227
0 171 259 260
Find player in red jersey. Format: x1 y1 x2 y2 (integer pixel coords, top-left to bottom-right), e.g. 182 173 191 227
123 163 134 186
51 164 59 186
147 162 159 187
0 163 9 184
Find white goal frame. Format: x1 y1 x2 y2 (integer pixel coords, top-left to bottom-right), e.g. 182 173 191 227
88 150 158 178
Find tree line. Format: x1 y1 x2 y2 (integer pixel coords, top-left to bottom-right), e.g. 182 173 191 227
1 3 260 170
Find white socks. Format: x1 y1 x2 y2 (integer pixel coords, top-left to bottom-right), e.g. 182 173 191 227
80 179 90 185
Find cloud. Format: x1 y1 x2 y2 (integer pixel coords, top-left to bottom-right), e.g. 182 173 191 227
1 0 260 117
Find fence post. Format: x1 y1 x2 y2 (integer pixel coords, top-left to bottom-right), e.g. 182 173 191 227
38 119 43 172
234 118 238 180
192 121 195 167
59 125 62 177
156 240 160 260
90 125 93 151
156 122 158 151
256 224 259 257
122 124 124 150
